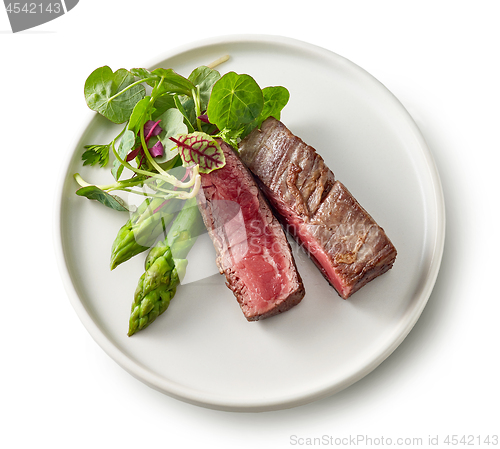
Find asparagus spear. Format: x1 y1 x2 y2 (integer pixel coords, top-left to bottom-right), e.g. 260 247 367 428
110 197 180 270
128 197 204 336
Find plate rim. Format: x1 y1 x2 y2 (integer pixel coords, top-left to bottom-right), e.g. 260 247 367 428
53 33 446 412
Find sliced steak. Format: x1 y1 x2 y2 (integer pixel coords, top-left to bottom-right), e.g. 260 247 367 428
196 140 305 320
239 117 397 299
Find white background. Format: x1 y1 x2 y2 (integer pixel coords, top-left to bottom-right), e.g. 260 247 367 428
1 1 498 448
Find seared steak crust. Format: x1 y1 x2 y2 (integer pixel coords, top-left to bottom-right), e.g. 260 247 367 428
239 118 397 299
197 140 305 320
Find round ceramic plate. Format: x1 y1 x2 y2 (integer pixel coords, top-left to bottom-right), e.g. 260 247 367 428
55 35 445 412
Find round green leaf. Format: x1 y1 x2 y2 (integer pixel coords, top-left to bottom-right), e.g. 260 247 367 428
84 66 146 124
207 72 264 130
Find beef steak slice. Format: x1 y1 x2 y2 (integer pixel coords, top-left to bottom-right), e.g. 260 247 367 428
238 117 397 299
197 140 305 320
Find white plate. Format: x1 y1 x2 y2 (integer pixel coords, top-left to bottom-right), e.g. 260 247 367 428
54 35 445 412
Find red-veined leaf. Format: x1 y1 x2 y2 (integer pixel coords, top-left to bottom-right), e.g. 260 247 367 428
170 132 225 173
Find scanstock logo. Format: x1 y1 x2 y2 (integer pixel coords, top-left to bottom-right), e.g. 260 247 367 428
4 0 79 32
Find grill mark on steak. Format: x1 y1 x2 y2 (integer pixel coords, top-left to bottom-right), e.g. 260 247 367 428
286 163 309 217
196 140 305 320
238 117 397 299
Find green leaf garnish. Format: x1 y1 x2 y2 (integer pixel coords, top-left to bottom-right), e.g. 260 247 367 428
84 66 146 124
207 72 264 130
155 108 188 164
173 95 195 133
112 129 136 181
151 94 176 120
260 86 290 123
76 186 129 211
151 68 195 97
82 144 110 167
127 96 153 134
188 66 221 110
179 66 221 126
